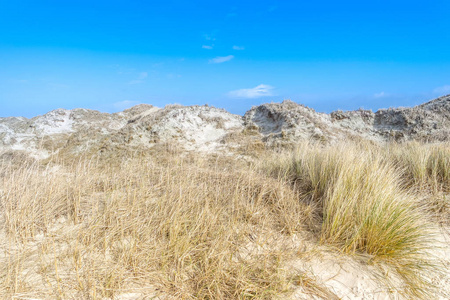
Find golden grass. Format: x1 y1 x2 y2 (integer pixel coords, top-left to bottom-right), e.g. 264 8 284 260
0 141 448 299
0 153 316 299
385 142 450 223
389 142 450 190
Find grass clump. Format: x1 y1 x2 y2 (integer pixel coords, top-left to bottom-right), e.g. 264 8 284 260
263 142 440 298
386 142 450 191
385 142 450 223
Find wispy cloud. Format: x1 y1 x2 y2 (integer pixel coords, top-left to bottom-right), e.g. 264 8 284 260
374 91 387 98
202 33 217 51
113 100 140 111
209 55 234 64
226 7 238 18
433 85 450 95
204 34 216 41
138 72 148 79
128 71 148 85
228 84 275 98
232 45 245 50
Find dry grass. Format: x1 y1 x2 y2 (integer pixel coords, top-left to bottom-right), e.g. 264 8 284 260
0 153 317 299
385 142 450 223
262 142 443 298
0 141 448 299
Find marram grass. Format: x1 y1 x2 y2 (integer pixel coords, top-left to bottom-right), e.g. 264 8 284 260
0 153 313 299
262 142 442 298
0 141 447 299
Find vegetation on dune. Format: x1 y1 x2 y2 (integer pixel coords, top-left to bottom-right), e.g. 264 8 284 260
263 142 442 298
385 142 450 223
0 141 448 299
0 154 313 299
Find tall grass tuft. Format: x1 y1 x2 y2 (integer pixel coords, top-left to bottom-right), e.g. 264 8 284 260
386 142 450 223
386 142 450 190
263 142 440 298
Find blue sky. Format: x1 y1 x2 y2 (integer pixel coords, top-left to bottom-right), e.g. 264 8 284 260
1 0 450 117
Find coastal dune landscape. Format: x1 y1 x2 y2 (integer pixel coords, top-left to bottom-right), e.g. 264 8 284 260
1 98 449 299
1 0 450 298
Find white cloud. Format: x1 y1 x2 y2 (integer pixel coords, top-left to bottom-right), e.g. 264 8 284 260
232 45 245 50
208 55 234 64
374 92 387 98
433 85 450 95
202 45 213 49
228 84 275 98
113 100 140 111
